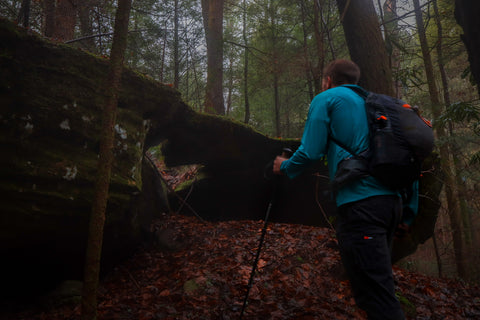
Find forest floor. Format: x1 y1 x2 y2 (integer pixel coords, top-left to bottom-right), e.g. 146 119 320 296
6 164 480 319
7 212 480 320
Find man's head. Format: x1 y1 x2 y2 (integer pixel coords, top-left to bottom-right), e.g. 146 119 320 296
322 59 360 91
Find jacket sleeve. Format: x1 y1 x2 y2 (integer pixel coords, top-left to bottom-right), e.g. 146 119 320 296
280 95 330 179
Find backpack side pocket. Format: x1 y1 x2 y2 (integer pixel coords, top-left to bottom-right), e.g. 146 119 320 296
332 155 370 192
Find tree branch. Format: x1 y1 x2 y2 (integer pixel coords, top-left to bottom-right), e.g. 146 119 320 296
380 0 434 27
64 28 151 44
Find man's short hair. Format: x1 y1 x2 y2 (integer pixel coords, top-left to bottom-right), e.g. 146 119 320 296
323 59 361 85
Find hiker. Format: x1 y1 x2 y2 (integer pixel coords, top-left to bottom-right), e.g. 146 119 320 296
273 59 417 320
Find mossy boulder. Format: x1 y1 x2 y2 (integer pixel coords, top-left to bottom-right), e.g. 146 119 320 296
0 19 175 298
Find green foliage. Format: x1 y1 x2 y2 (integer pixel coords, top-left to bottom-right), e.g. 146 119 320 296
438 102 480 125
223 0 341 137
470 152 480 166
2 0 479 166
1 0 477 140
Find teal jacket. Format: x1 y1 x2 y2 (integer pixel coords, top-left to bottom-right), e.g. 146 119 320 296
280 85 418 221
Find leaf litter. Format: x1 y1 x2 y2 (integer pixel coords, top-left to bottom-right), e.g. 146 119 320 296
10 214 480 319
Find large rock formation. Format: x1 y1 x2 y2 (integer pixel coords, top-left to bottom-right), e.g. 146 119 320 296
0 18 175 298
0 18 441 299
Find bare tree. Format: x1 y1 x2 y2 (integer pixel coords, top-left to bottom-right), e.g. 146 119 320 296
81 0 132 319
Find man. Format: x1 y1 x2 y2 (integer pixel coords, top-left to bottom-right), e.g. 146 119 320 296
273 59 412 320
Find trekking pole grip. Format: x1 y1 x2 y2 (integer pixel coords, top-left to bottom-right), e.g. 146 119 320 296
281 147 293 158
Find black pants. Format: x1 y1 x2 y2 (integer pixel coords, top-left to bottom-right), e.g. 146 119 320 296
336 195 405 320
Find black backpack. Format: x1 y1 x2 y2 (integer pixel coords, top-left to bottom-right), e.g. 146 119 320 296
332 86 434 190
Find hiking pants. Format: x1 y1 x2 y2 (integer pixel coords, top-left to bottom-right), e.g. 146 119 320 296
336 195 405 320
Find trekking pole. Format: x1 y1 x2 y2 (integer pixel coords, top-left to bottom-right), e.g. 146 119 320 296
239 148 293 319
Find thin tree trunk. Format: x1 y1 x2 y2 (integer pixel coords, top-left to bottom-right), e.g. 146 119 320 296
43 0 55 37
269 0 280 137
434 1 477 264
17 0 31 28
313 0 325 95
413 0 467 279
78 0 96 52
160 20 167 83
242 0 250 124
81 0 132 319
433 0 476 270
432 0 450 108
432 233 443 277
382 0 402 98
187 44 203 111
299 0 314 100
321 0 336 60
202 0 225 115
336 0 393 95
174 0 180 89
274 71 280 137
226 58 233 116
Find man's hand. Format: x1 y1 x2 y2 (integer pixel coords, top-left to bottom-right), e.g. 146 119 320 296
273 156 287 175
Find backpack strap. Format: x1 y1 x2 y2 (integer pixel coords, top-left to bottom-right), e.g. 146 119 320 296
329 85 370 157
343 85 369 99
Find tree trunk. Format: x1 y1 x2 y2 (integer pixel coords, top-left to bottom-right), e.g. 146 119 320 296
454 1 480 275
270 0 281 137
174 0 180 89
322 0 337 61
274 71 280 137
81 0 132 319
160 20 167 83
226 57 233 116
432 233 443 277
43 0 56 37
434 0 476 277
413 0 467 279
242 0 250 124
17 0 31 28
313 0 325 95
433 0 450 108
299 0 314 100
78 0 96 52
54 0 77 41
202 0 225 115
382 0 402 98
336 0 393 95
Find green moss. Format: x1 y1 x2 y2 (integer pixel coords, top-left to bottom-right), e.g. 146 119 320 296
396 291 417 317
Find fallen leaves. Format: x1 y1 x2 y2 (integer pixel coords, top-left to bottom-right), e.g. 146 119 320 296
9 214 480 319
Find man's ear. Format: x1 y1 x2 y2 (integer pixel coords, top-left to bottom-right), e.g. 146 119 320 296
322 76 333 91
